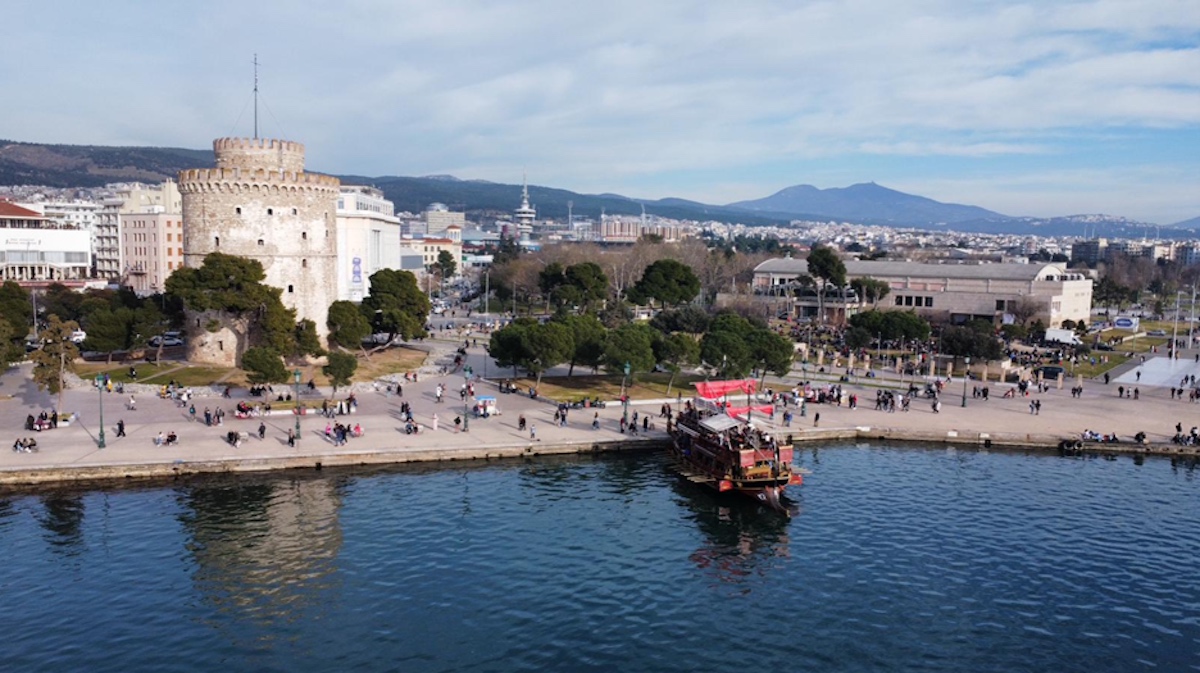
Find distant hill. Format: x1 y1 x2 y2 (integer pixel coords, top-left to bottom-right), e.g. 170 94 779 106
0 140 212 187
0 139 1184 237
727 182 1005 225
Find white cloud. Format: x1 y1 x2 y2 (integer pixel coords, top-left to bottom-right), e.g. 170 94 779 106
0 0 1197 221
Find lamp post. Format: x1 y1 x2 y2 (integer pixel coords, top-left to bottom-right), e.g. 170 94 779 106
95 374 106 449
293 369 302 439
1172 291 1183 358
961 356 971 407
621 361 630 426
463 365 472 432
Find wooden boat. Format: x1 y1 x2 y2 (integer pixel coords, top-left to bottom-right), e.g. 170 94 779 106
668 379 806 514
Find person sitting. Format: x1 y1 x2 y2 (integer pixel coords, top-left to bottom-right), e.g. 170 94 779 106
25 437 37 452
166 432 178 446
13 438 24 452
352 423 363 437
155 431 165 446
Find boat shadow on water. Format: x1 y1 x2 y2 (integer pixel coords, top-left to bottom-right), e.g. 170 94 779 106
670 477 795 585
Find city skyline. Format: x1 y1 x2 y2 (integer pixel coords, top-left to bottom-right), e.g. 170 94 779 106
3 1 1197 224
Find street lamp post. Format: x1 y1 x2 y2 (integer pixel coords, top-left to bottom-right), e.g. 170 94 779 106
463 365 472 432
621 361 631 426
95 374 106 449
293 369 302 440
961 356 971 407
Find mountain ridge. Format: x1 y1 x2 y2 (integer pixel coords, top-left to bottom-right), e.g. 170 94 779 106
0 139 1187 236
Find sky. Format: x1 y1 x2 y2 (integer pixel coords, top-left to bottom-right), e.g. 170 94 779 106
4 1 1199 224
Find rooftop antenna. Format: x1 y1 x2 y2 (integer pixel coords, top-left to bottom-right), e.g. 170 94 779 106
253 53 259 139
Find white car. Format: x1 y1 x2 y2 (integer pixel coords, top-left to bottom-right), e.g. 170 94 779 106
70 330 87 343
149 336 184 347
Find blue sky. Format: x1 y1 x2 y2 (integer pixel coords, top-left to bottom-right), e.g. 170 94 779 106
4 0 1198 223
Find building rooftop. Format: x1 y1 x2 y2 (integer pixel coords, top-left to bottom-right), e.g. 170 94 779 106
755 257 1081 281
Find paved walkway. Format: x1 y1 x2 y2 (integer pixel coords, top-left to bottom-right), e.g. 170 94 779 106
3 343 1198 483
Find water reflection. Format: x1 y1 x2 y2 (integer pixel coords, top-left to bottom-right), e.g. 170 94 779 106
175 475 344 628
672 479 792 590
38 493 86 553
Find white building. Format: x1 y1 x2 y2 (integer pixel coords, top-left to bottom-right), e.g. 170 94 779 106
120 208 185 296
95 181 182 282
423 203 466 236
335 185 402 302
0 201 92 284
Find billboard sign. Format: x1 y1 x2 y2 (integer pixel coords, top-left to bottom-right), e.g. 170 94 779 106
1113 316 1139 331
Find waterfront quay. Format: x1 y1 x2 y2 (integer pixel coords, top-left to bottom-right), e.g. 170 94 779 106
3 343 1200 487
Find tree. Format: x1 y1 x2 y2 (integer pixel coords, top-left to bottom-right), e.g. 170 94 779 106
31 315 80 412
846 326 873 350
323 351 358 394
81 308 132 364
807 244 847 322
241 347 290 384
939 323 1002 362
849 277 890 305
650 306 711 335
603 322 657 379
0 281 32 333
747 325 794 379
524 322 574 388
294 319 326 358
362 269 431 342
629 259 700 307
559 262 609 312
166 252 297 360
487 319 573 388
327 300 372 350
0 316 20 373
848 310 931 342
653 332 700 395
435 249 458 281
555 313 606 376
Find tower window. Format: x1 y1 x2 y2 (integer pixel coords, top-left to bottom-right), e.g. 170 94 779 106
302 232 308 240
288 285 294 293
292 208 297 215
267 208 274 215
257 239 264 246
214 236 220 247
302 259 307 268
236 207 242 215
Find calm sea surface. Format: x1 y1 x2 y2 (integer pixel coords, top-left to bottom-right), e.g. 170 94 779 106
1 444 1197 673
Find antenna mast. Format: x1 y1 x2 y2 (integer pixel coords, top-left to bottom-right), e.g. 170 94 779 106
253 54 259 139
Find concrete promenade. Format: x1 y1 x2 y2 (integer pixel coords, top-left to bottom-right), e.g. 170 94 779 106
3 340 1199 486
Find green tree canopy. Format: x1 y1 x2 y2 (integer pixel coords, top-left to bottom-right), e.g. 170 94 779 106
0 281 32 334
603 322 657 377
435 249 458 280
31 315 80 411
487 319 574 387
849 277 891 305
554 313 607 376
650 305 711 335
629 259 700 307
848 310 931 342
323 351 358 394
939 323 1002 362
241 347 290 384
294 319 326 358
0 316 20 373
653 331 700 395
362 269 431 342
327 300 372 350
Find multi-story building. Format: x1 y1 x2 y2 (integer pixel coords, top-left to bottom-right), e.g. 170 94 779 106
0 201 92 285
754 257 1093 328
95 181 182 281
423 203 466 236
1070 238 1107 266
335 185 402 302
120 209 185 296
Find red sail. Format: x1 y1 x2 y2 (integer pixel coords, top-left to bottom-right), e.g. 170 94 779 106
693 379 757 400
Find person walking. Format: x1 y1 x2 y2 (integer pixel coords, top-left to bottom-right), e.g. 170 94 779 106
127 395 136 411
530 423 539 441
116 419 126 437
258 422 266 440
814 411 821 427
287 428 296 447
592 412 600 430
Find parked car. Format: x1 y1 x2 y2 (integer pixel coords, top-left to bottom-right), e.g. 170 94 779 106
69 330 87 343
1147 329 1167 337
149 336 184 347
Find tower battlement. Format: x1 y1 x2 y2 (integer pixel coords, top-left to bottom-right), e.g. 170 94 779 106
177 167 340 191
213 137 306 173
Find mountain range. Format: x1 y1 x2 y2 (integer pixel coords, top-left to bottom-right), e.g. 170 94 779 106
1 139 1195 237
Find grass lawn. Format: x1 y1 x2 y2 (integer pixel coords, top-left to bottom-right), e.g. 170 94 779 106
503 372 704 402
72 346 427 390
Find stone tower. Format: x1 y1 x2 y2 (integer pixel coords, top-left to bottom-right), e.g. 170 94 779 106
179 138 339 365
